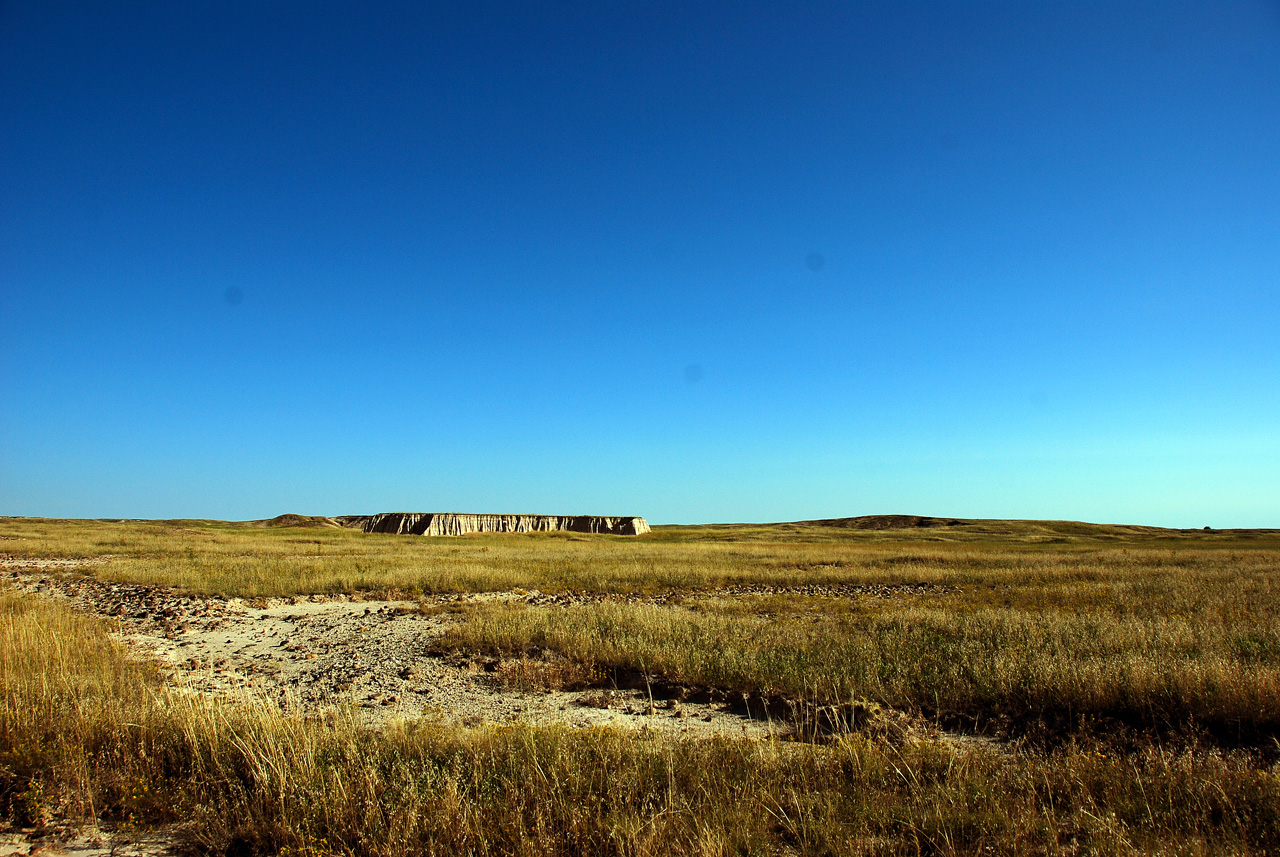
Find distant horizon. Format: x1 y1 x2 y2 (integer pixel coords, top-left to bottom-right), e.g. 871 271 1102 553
2 509 1273 531
3 2 1277 529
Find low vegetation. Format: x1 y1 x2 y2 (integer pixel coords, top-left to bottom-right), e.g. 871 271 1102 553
443 595 1280 748
3 516 1280 853
3 515 1276 598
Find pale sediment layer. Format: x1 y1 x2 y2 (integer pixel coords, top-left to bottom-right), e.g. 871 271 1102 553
335 513 651 537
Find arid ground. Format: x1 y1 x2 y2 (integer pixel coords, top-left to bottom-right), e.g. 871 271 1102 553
3 516 1279 855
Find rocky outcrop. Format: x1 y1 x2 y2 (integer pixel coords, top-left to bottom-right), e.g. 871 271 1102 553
335 513 651 537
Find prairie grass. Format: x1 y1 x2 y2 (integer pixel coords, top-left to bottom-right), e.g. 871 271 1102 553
4 517 1280 852
4 591 1280 855
444 599 1280 746
3 516 1277 598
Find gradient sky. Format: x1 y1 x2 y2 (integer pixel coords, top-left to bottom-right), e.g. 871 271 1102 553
2 1 1278 526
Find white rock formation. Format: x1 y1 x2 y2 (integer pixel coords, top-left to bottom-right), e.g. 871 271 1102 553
334 513 650 536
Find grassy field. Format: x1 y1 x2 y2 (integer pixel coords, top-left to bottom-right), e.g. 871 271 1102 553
3 516 1280 854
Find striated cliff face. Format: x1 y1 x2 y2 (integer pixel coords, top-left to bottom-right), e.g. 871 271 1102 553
334 513 650 537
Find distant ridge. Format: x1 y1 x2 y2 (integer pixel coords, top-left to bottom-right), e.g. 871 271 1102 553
334 512 651 537
789 516 1279 537
794 515 1177 535
800 515 968 530
236 513 1274 539
249 514 344 529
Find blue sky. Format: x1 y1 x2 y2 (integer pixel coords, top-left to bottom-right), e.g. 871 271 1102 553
2 1 1278 526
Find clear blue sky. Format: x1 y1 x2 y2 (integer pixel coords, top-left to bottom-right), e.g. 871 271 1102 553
2 2 1278 526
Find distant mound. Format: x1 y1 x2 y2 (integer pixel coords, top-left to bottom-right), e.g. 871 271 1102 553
655 516 1278 544
250 514 344 529
803 515 967 530
787 516 1204 540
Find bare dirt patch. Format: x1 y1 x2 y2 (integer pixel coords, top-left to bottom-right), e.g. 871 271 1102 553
0 820 181 857
5 570 776 740
0 555 110 572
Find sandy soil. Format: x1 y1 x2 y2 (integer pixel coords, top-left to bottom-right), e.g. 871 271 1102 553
4 565 774 739
0 821 178 857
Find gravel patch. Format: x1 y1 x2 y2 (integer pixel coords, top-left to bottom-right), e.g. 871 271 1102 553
0 820 179 857
5 570 772 739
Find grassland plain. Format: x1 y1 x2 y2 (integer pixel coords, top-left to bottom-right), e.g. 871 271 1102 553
3 516 1280 855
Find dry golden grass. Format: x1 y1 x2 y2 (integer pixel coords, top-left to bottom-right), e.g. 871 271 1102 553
4 517 1280 853
2 515 1277 597
444 597 1280 747
5 591 1280 855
